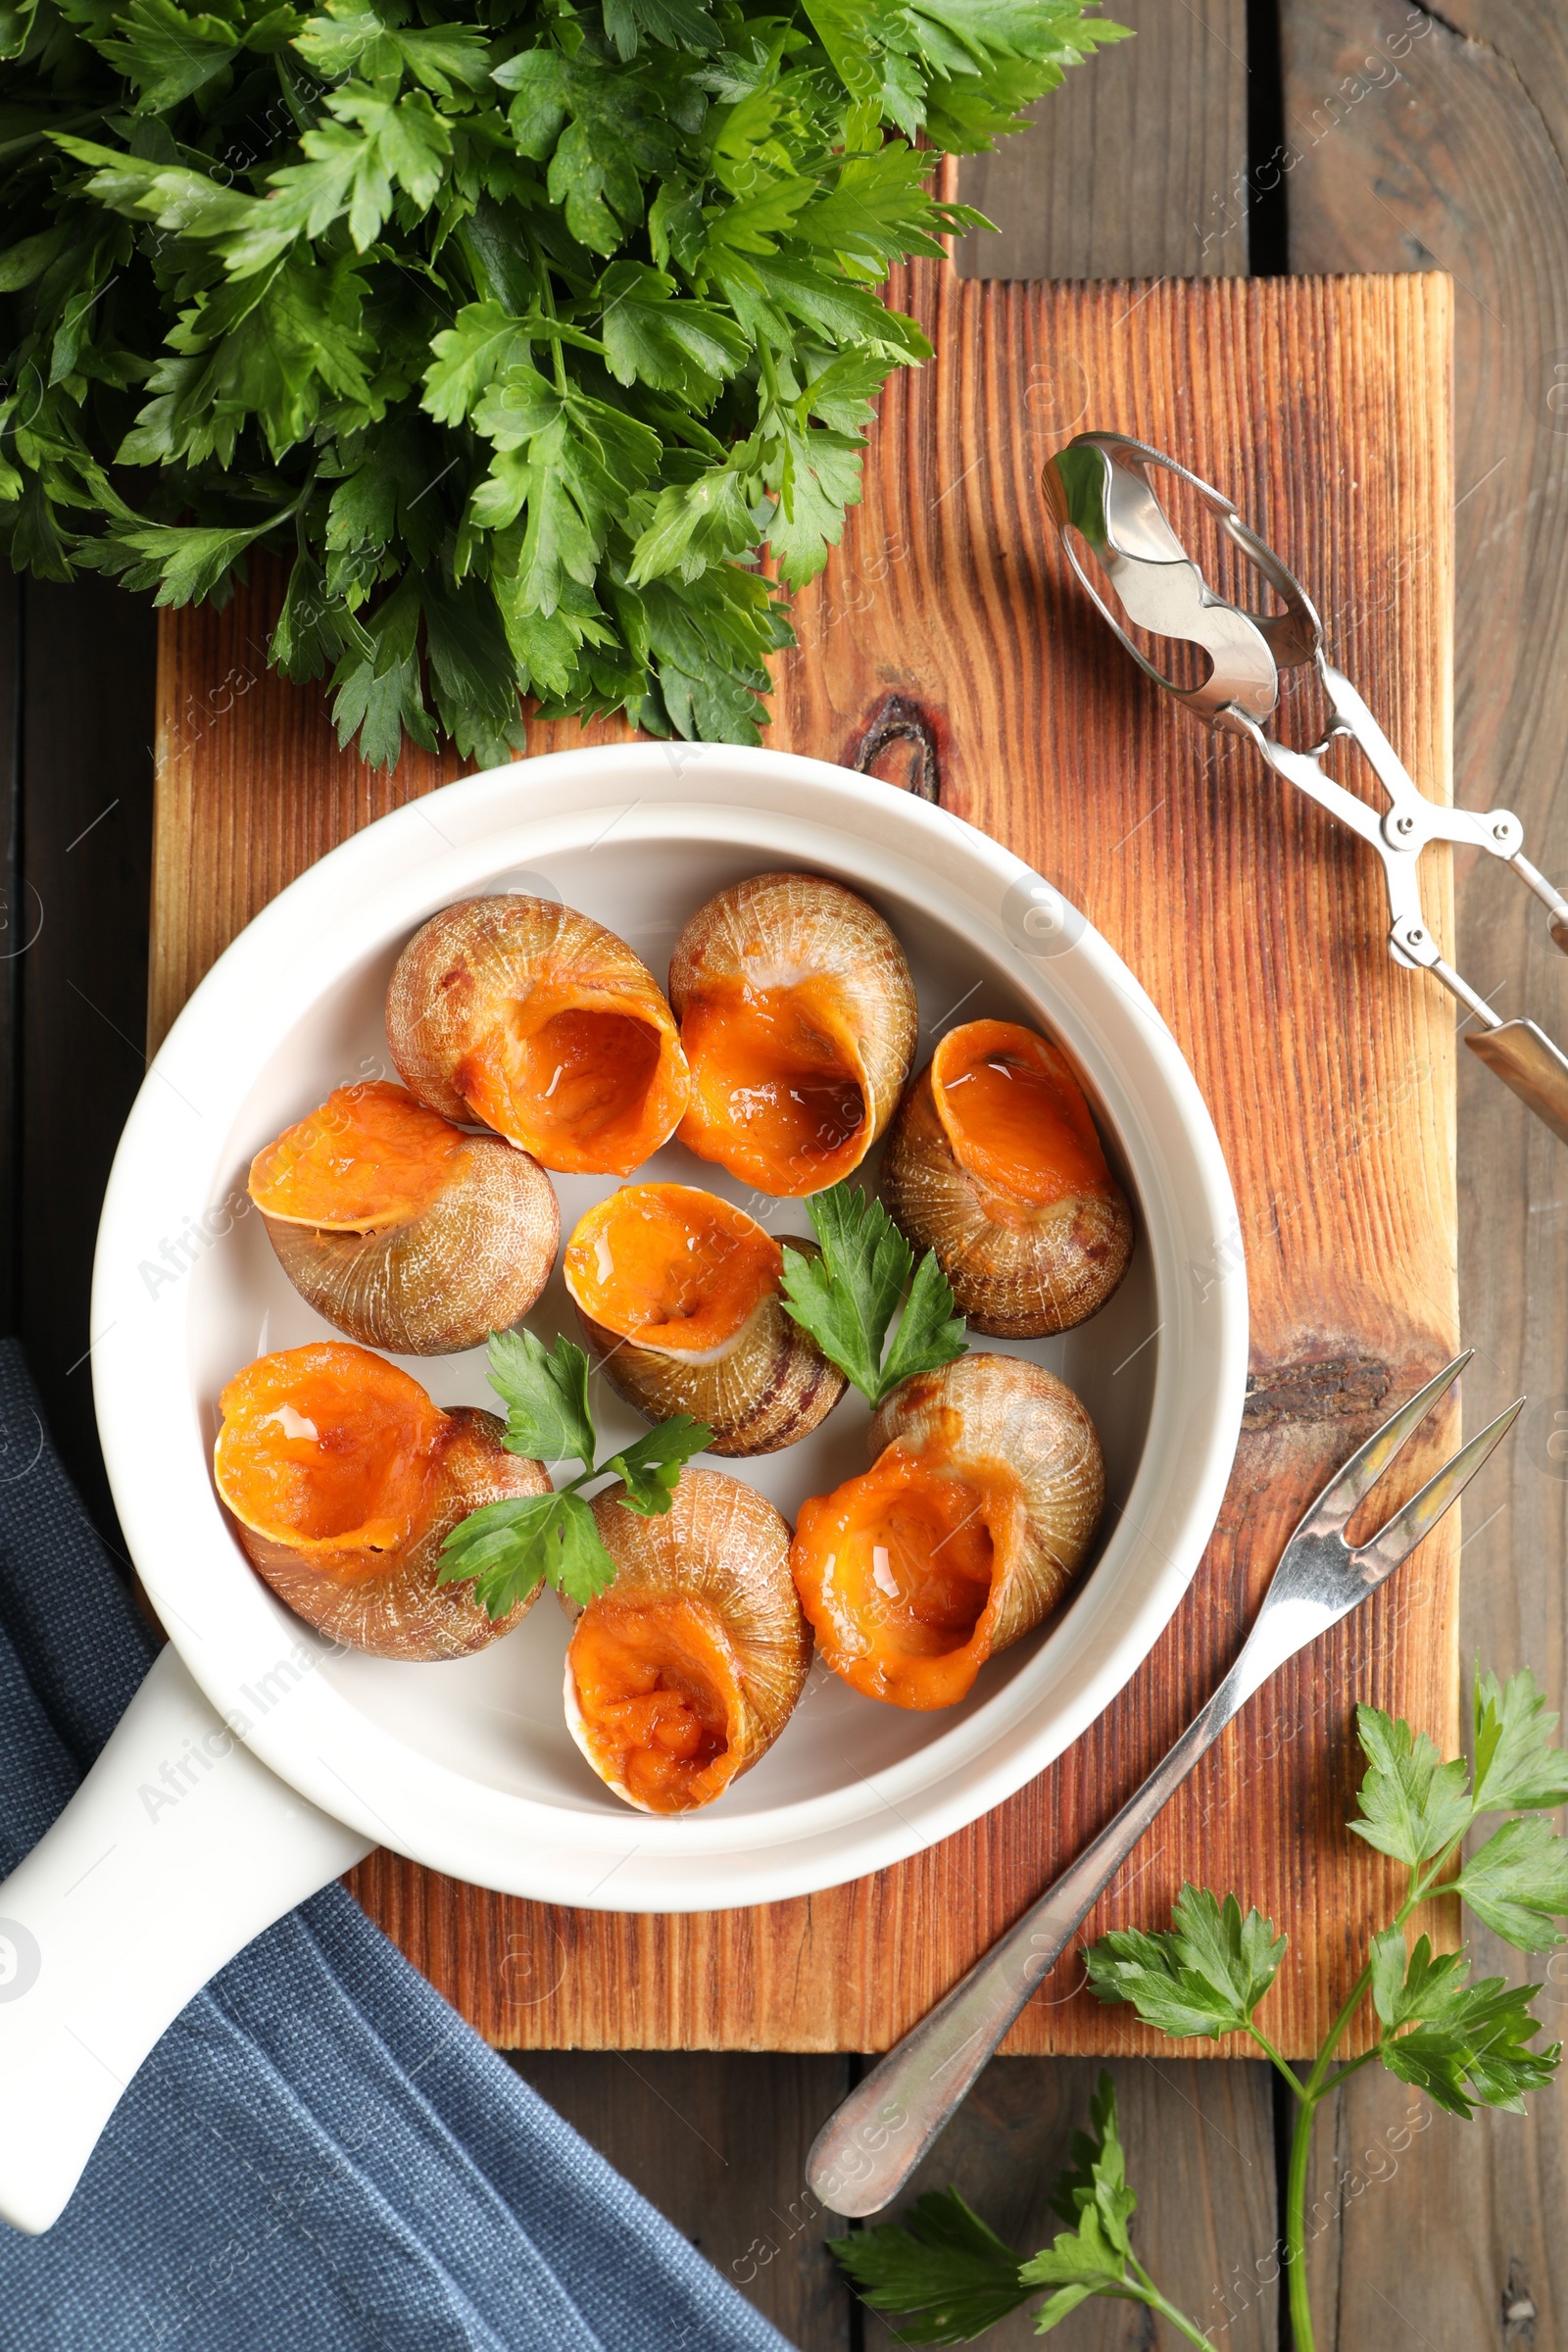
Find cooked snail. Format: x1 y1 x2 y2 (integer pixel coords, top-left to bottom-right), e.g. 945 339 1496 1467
564 1184 846 1454
386 895 690 1177
668 871 917 1196
790 1352 1103 1709
214 1343 549 1659
564 1467 809 1812
882 1019 1133 1337
249 1080 559 1354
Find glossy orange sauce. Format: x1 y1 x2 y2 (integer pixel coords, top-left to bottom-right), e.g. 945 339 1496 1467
249 1081 466 1230
791 1445 1012 1709
215 1344 443 1565
933 1019 1111 1207
569 1595 742 1811
565 1185 783 1352
460 994 681 1177
678 978 866 1195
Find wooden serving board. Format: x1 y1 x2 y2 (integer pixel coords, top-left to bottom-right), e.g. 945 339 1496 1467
152 270 1457 2057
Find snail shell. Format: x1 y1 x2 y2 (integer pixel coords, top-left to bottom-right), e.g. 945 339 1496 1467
668 871 917 1196
882 1019 1133 1337
386 895 690 1177
564 1184 847 1454
215 1343 549 1659
790 1351 1103 1709
250 1081 559 1355
564 1467 809 1812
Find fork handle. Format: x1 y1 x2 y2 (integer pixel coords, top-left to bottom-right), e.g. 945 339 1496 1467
1464 1020 1568 1150
806 1663 1250 2218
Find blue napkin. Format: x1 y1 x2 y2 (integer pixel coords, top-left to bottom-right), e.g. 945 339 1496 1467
0 1341 795 2352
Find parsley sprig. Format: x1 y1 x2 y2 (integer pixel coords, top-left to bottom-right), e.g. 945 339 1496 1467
438 1328 710 1617
833 2078 1209 2346
831 1668 1568 2347
0 0 1127 769
779 1180 965 1410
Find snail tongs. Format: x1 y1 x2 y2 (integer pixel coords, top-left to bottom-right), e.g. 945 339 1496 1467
1043 430 1568 1148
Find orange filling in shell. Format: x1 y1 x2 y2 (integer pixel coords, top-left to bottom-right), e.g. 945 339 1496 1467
564 1185 783 1354
791 1444 1015 1709
677 978 866 1195
215 1344 444 1569
932 1020 1111 1208
249 1081 466 1231
459 989 682 1177
569 1595 743 1811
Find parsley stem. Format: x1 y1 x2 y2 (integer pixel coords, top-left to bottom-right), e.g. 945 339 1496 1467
1128 2238 1212 2332
1126 2279 1214 2348
1403 1826 1472 1919
1319 2046 1381 2092
1246 2025 1306 2100
530 242 569 396
1283 1957 1375 2352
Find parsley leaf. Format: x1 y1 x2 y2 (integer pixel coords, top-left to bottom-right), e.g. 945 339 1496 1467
437 1490 615 1613
485 1327 597 1473
1368 1925 1457 2031
1379 1968 1560 2118
1471 1666 1568 1814
605 1413 712 1514
828 2189 1031 2344
1084 1885 1287 2039
1348 1702 1473 1869
879 1244 970 1396
1450 1815 1568 1953
779 1180 965 1409
1019 2073 1152 2333
439 1328 710 1616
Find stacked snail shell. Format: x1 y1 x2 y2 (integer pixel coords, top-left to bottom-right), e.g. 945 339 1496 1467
882 1018 1133 1336
249 1081 558 1355
214 1343 549 1660
564 1184 846 1455
669 872 918 1196
790 1353 1104 1710
388 894 690 1177
565 1468 809 1813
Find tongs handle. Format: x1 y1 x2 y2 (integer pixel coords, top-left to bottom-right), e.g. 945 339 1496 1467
1045 430 1568 1149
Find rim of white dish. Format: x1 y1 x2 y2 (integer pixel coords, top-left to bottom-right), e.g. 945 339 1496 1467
91 745 1248 1910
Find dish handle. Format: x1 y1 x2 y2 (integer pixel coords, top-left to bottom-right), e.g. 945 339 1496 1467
0 1643 370 2233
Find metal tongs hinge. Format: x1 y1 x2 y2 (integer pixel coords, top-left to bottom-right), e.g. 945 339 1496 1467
1042 432 1568 1146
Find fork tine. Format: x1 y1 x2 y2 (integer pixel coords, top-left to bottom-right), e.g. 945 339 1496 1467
1350 1397 1524 1586
1301 1350 1472 1535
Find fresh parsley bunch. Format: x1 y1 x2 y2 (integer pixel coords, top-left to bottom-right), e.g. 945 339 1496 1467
780 1177 965 1407
0 0 1125 769
833 1667 1568 2348
438 1325 710 1613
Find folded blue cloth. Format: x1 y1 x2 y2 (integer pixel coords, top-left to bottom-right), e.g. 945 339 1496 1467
0 1340 794 2352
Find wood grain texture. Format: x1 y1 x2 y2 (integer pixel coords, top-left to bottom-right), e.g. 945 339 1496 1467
954 0 1250 280
1282 2 1568 2343
511 2052 857 2344
153 270 1458 2060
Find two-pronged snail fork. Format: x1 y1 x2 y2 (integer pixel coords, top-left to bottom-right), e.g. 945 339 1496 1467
1041 431 1568 1146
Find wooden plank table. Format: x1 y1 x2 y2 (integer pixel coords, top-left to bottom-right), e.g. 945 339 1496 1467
1277 5 1568 2343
